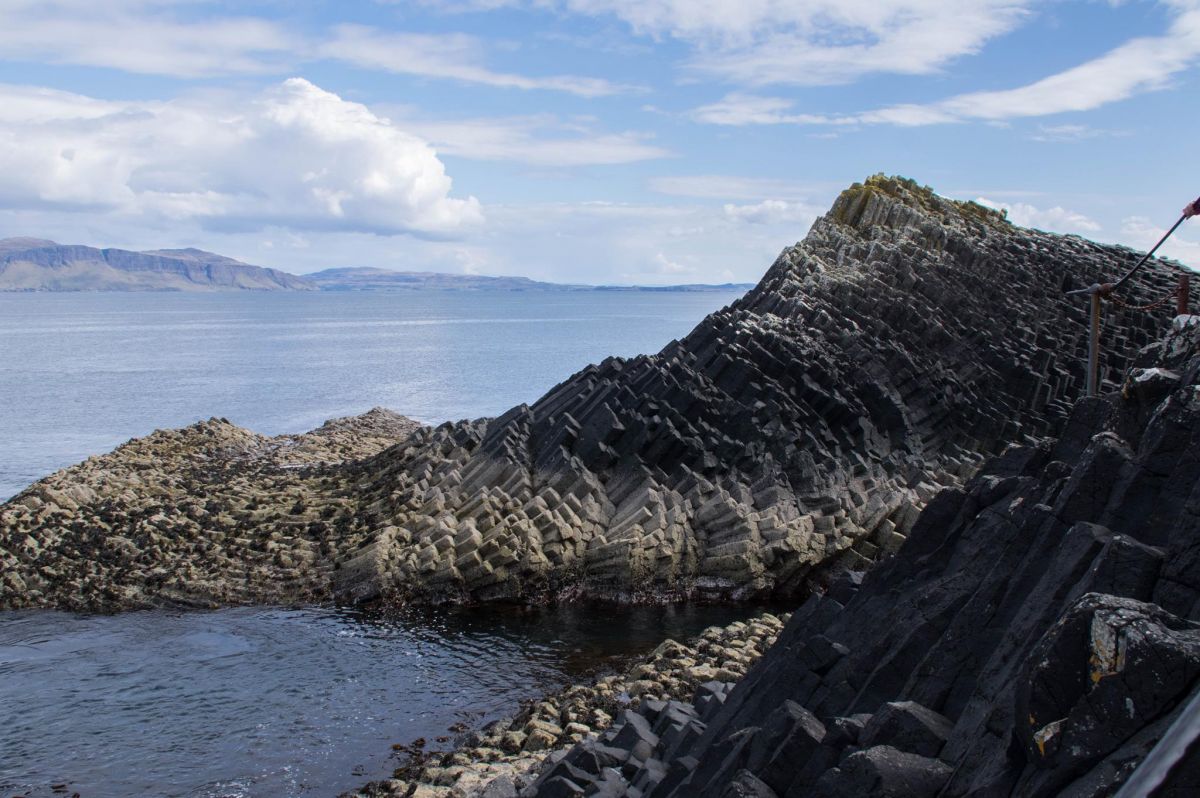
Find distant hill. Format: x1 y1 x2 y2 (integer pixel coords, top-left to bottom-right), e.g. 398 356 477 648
0 238 754 293
306 267 568 291
307 266 754 293
0 239 314 292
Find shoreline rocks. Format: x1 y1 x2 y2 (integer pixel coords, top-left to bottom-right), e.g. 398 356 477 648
1 174 1187 613
347 611 789 798
0 408 421 610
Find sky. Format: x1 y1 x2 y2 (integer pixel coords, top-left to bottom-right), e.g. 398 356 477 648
0 0 1199 285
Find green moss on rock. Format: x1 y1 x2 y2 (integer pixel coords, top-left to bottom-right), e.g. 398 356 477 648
831 173 1008 230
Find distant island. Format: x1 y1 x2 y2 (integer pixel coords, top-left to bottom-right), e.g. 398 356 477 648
0 238 753 293
0 237 312 292
306 266 752 293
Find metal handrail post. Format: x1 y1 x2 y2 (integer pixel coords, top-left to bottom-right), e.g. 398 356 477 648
1067 283 1110 398
1088 291 1102 396
1063 209 1190 401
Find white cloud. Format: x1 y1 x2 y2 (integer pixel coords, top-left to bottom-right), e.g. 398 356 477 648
0 85 127 124
453 200 815 284
175 200 812 285
384 112 670 166
685 3 1200 126
0 3 623 95
975 197 1102 235
318 24 635 97
0 78 481 236
1029 124 1119 142
689 93 959 127
653 252 693 274
929 7 1200 120
1122 215 1200 267
680 2 1030 86
0 0 296 78
430 0 1032 86
648 175 814 201
0 191 821 288
688 94 842 126
723 200 817 225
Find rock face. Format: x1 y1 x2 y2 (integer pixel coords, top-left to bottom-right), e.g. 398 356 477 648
0 239 314 291
0 175 1184 611
535 317 1200 797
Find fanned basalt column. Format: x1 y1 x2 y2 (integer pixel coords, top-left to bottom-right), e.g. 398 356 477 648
547 315 1200 798
0 176 1185 611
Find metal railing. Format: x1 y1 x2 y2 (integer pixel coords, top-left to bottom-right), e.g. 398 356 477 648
1112 682 1200 797
1066 213 1193 397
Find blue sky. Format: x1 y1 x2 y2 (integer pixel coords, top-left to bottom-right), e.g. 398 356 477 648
0 0 1198 284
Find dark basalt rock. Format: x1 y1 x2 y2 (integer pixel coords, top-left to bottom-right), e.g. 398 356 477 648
0 175 1185 611
531 319 1200 797
1015 594 1200 795
812 746 952 798
719 771 778 797
858 700 953 758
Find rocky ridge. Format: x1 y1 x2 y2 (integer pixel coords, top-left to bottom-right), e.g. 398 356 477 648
517 316 1200 797
0 175 1184 612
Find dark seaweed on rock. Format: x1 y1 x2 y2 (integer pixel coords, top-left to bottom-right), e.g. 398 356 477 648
0 175 1183 612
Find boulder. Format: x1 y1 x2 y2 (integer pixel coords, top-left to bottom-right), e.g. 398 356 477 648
858 701 953 758
1017 593 1200 789
810 746 952 798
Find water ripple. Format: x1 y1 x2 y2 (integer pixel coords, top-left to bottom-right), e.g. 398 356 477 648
0 603 761 798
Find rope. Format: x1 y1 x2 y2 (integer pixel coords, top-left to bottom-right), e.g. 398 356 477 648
1106 287 1179 313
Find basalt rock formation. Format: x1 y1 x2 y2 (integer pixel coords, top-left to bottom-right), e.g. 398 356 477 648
0 175 1185 612
527 315 1200 798
0 409 420 609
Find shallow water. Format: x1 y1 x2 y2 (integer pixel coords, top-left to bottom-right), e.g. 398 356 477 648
0 602 767 798
0 290 743 501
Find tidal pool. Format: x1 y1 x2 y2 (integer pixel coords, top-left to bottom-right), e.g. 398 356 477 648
0 602 766 797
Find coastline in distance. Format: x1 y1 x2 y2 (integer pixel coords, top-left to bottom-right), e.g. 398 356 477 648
0 238 752 293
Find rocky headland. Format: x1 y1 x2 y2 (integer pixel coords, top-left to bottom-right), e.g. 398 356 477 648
0 175 1185 612
4 174 1199 796
498 315 1200 798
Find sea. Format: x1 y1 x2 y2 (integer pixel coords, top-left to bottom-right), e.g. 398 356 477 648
0 290 741 502
0 288 757 798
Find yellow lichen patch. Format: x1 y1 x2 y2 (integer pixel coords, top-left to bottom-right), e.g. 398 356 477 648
1033 719 1065 757
1089 612 1127 685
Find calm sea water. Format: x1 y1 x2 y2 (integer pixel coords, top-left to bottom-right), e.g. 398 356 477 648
0 603 763 798
0 289 752 798
0 290 742 501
